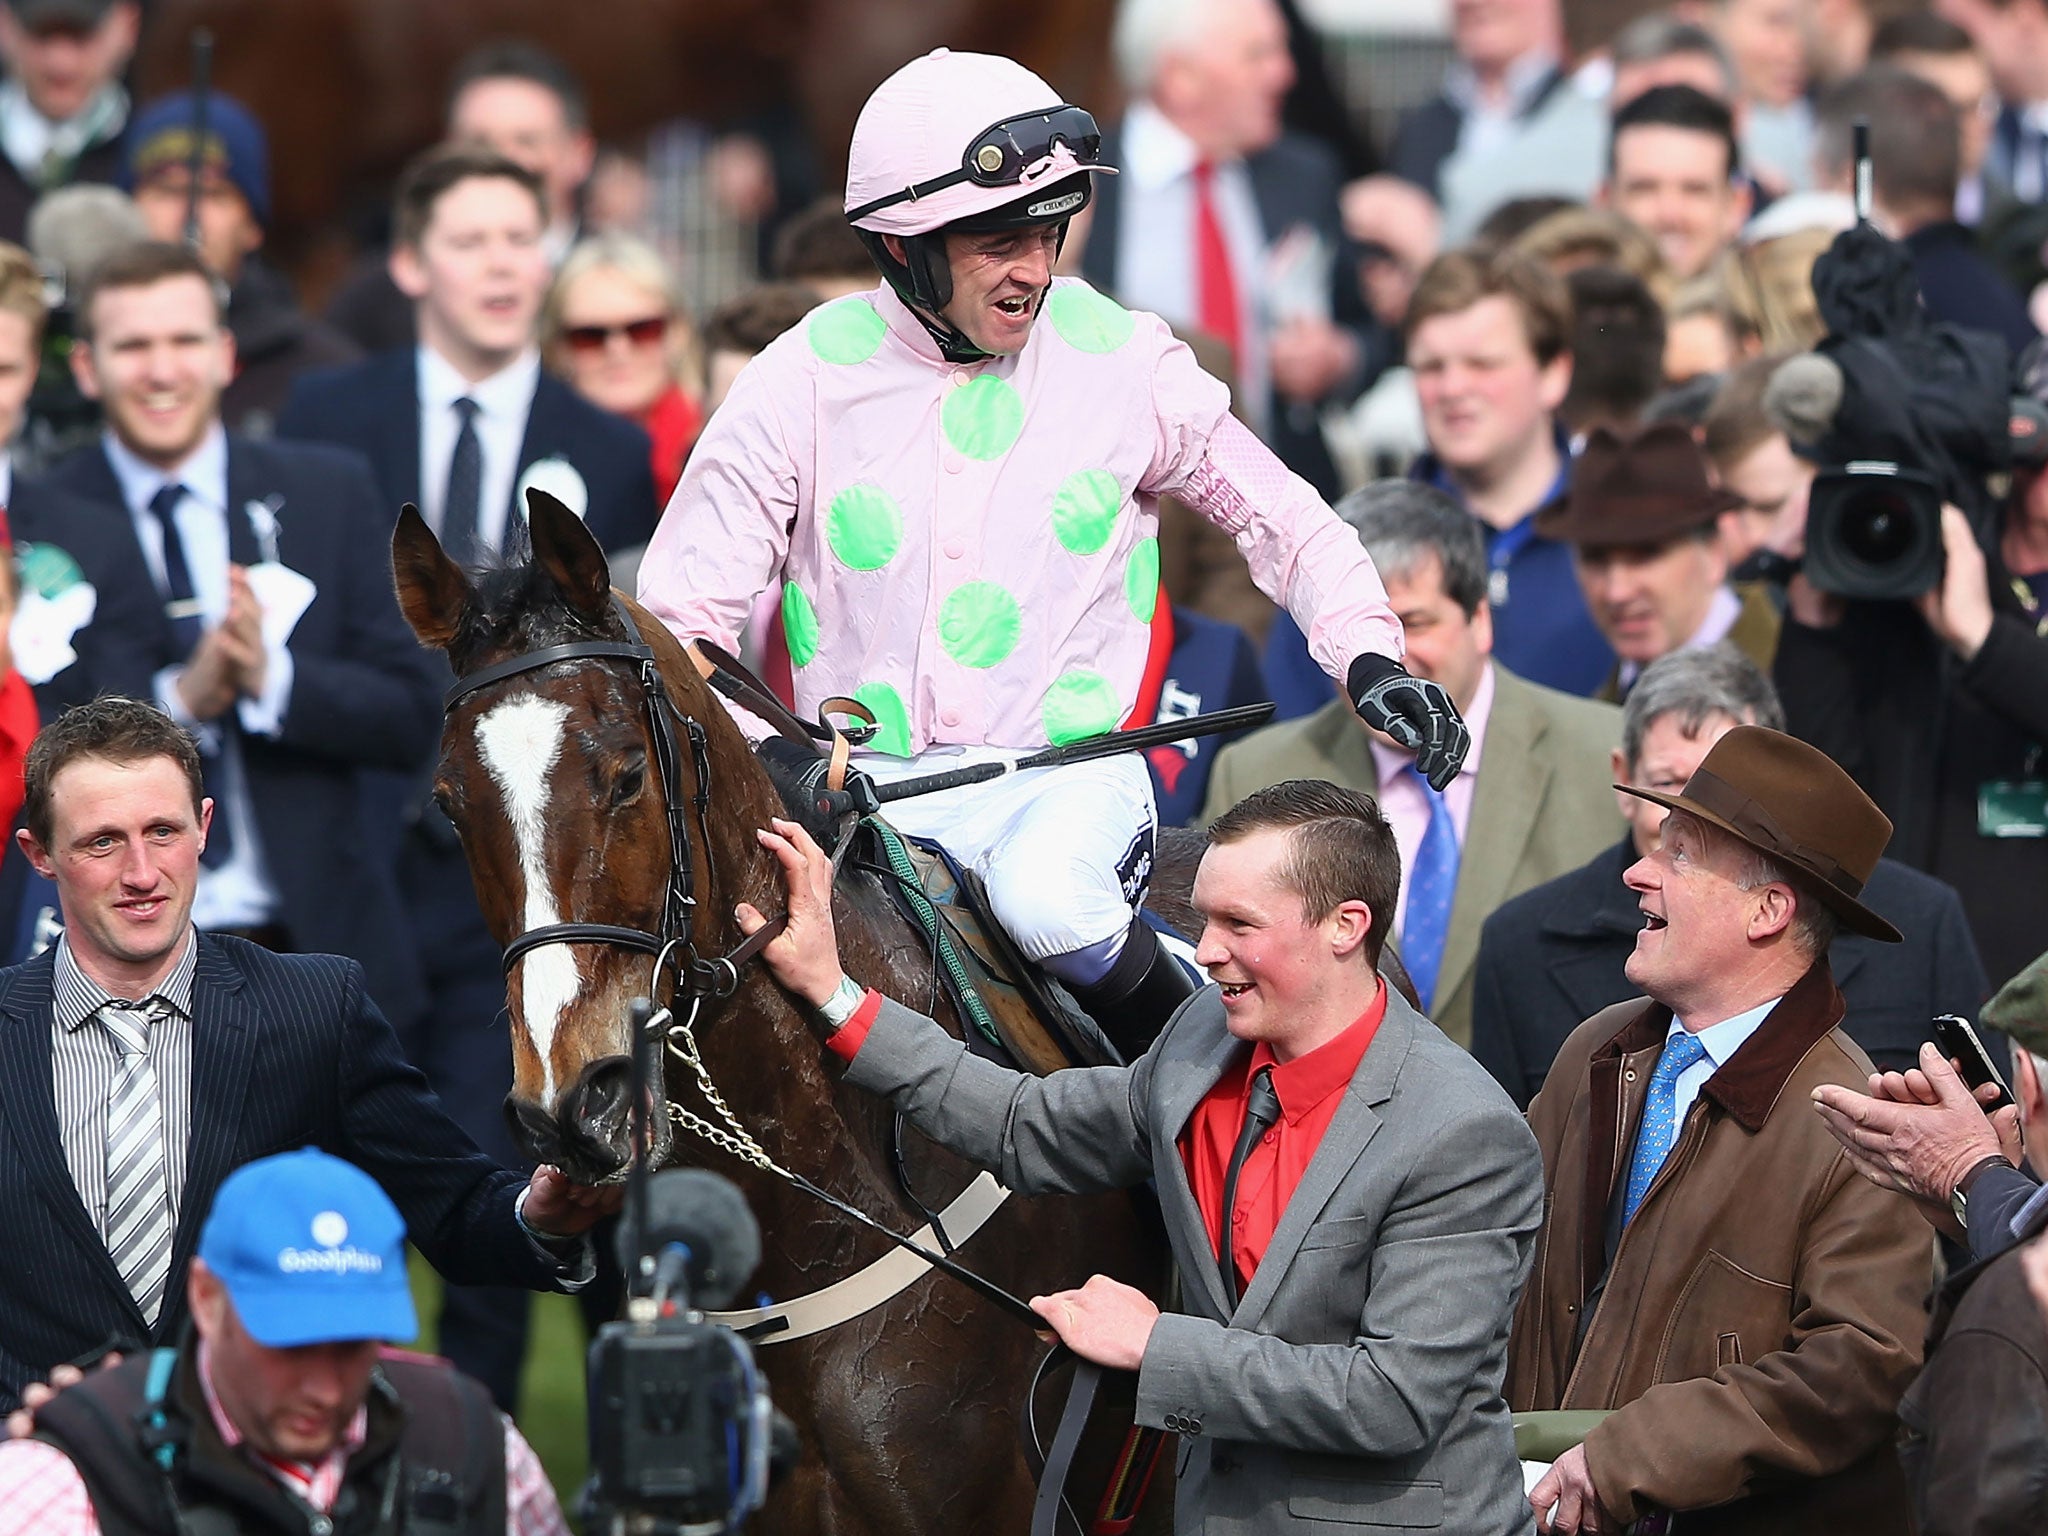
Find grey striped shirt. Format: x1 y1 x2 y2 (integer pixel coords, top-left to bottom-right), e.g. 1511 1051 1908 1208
51 933 197 1241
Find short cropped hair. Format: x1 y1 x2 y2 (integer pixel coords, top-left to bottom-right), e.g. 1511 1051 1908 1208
75 240 224 342
446 39 588 131
1610 84 1742 180
1815 67 1960 213
1332 480 1488 617
392 143 545 252
1609 14 1739 100
0 240 46 342
1403 247 1573 365
771 197 879 286
1619 644 1785 771
23 698 205 849
1512 206 1671 299
1563 266 1667 433
701 281 820 361
1701 352 1791 472
1207 780 1401 965
1870 11 1977 60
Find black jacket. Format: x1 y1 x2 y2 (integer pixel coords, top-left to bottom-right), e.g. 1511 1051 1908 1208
1471 837 1991 1108
33 1334 505 1536
223 259 362 440
0 936 572 1409
1773 545 2048 991
39 435 444 1025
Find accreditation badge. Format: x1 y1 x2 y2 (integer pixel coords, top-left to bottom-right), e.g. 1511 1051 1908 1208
1978 780 2048 838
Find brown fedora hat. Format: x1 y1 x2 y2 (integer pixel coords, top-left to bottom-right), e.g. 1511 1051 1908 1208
1616 725 1903 942
1537 422 1744 546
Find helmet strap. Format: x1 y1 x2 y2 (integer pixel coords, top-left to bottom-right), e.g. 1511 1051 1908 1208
855 228 995 364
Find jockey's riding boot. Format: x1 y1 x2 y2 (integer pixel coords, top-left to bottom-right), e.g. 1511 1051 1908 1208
1068 920 1198 1063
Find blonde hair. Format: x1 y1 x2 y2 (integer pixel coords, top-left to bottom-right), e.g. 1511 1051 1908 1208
0 241 47 342
1512 207 1674 308
542 232 697 386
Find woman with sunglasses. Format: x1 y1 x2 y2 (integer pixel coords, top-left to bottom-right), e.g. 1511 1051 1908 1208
542 233 703 501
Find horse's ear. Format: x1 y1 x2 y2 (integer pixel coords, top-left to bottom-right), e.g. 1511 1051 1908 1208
527 487 612 620
392 503 472 650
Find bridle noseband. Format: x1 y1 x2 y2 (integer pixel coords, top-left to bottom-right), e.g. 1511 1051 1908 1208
441 598 753 1005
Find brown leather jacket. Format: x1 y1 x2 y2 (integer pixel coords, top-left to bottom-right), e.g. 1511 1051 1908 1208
1507 962 1933 1534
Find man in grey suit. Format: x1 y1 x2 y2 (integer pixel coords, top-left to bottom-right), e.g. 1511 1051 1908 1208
737 780 1542 1533
1202 483 1623 1048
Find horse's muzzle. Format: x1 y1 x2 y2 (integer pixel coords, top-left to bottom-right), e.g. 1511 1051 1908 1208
505 1055 638 1182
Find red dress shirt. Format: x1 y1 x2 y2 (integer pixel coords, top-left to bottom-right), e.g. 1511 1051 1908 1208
1179 983 1386 1297
828 983 1387 1296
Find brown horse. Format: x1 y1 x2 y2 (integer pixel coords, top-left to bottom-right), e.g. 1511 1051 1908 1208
393 494 1176 1534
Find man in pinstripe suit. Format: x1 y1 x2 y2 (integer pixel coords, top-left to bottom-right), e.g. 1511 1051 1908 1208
0 697 620 1412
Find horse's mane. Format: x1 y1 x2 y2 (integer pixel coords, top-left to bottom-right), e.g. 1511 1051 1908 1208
445 560 624 675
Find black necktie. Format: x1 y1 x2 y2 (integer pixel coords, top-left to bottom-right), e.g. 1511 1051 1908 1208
147 483 202 655
1218 1065 1281 1310
442 396 483 565
147 481 234 869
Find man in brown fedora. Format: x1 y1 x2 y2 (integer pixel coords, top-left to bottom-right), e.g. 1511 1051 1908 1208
1508 725 1932 1535
1538 421 1781 701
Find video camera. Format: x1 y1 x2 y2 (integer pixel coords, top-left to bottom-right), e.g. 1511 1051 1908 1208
1773 123 2013 600
580 1001 797 1535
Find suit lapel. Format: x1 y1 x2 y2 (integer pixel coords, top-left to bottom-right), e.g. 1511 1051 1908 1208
506 376 562 553
1157 1018 1252 1321
167 938 258 1282
0 956 145 1317
1438 671 1547 1014
1234 999 1417 1326
222 439 262 568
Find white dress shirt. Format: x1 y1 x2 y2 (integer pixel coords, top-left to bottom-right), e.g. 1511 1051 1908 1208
416 345 541 556
1665 997 1778 1132
1113 101 1270 429
104 425 288 929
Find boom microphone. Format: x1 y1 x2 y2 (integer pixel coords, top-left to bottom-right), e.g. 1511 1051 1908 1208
617 1168 763 1310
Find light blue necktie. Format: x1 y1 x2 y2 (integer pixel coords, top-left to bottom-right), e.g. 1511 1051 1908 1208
1622 1031 1710 1227
1399 766 1459 1012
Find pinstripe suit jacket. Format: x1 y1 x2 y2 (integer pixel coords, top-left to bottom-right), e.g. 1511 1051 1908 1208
0 933 557 1409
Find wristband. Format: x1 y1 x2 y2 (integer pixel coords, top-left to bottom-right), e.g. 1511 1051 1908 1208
815 974 867 1032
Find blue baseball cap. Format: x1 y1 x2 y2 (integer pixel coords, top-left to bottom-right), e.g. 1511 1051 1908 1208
197 1149 416 1349
120 90 271 230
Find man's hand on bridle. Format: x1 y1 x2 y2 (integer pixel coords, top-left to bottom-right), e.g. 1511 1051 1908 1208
738 816 846 1010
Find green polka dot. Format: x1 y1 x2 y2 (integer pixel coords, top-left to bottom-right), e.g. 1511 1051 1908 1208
808 301 886 365
826 484 903 570
853 682 912 757
1052 470 1122 555
1048 286 1136 354
781 583 819 668
1124 537 1160 623
1042 670 1123 746
937 582 1022 669
941 375 1023 460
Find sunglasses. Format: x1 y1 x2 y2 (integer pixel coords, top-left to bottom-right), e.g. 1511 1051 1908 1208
562 316 668 353
846 104 1102 221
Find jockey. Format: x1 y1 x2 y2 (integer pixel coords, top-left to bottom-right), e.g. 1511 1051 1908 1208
637 49 1467 1056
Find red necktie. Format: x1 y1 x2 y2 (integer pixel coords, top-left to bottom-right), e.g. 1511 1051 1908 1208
1192 161 1242 365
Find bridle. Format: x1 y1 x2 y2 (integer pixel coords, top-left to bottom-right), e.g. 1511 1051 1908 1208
440 596 770 1006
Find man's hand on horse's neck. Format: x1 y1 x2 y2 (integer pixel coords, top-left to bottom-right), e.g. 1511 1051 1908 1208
738 816 849 1011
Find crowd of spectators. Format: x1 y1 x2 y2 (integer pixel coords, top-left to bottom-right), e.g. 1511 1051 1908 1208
0 0 2041 1524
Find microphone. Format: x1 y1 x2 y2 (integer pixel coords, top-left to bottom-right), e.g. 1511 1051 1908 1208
617 1168 762 1310
26 186 148 301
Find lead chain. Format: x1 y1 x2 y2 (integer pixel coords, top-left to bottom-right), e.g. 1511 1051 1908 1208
658 1003 790 1179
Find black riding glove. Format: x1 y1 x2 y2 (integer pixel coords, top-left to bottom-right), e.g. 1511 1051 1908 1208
755 736 880 820
1348 654 1470 793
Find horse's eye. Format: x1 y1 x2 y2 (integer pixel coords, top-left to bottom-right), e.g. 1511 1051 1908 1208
611 761 646 807
432 780 460 814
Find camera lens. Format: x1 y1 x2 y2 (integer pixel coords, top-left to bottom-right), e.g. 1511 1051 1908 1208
1838 488 1919 568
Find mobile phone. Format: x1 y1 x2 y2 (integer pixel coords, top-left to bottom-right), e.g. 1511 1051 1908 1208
1930 1013 2015 1112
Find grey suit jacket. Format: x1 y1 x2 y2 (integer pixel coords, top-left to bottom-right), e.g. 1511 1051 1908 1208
1198 664 1623 1048
846 987 1542 1534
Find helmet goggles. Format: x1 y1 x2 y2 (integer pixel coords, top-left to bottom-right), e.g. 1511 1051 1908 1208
846 104 1103 222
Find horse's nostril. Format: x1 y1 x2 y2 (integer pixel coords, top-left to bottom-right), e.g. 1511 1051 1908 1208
506 1096 562 1164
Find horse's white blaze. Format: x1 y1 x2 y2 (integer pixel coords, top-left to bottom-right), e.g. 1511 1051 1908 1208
475 696 579 1106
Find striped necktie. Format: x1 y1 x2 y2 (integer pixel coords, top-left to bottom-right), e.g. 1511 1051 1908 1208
103 999 174 1325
